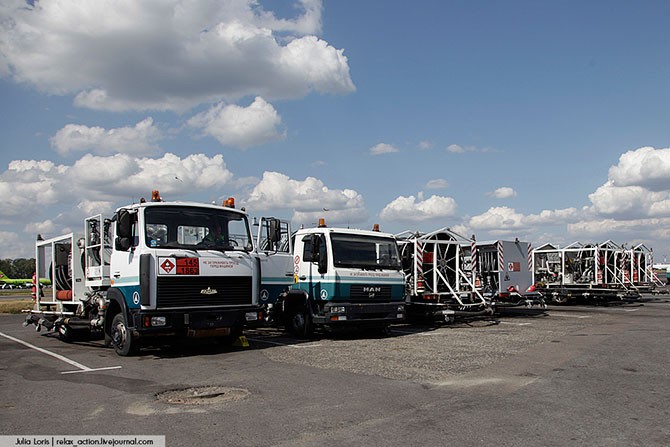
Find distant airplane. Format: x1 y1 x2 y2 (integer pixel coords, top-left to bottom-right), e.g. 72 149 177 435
0 271 51 287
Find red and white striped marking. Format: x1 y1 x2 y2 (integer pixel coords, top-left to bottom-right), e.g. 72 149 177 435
527 243 532 271
471 240 478 273
498 241 504 270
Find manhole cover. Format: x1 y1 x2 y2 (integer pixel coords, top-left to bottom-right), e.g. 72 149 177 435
156 386 249 405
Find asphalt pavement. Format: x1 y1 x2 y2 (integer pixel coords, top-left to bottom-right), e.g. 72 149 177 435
1 297 669 446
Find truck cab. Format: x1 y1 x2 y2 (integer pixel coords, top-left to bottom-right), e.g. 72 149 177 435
273 221 406 337
27 193 263 356
106 199 262 353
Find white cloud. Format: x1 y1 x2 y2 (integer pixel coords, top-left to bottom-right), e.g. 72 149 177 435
469 206 525 230
418 141 433 150
24 219 56 235
568 217 670 240
488 187 517 199
0 152 236 256
469 206 579 232
608 146 670 192
587 147 670 219
245 171 367 225
0 153 233 216
379 195 457 222
425 179 449 189
446 144 495 154
50 118 162 156
0 230 27 259
369 143 400 156
0 0 354 112
188 97 285 149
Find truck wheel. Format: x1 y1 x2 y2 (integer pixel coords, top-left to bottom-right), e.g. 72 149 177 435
287 307 314 338
110 313 138 356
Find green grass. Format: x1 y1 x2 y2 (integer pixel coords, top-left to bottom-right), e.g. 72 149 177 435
0 299 34 314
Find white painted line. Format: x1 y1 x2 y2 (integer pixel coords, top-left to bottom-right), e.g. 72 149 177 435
624 308 640 312
551 314 591 319
61 366 123 374
0 331 121 374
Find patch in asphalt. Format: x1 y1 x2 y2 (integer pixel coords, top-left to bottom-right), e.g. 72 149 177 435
156 386 249 405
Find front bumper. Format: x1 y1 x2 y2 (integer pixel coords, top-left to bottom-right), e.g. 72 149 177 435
313 302 405 326
129 306 263 338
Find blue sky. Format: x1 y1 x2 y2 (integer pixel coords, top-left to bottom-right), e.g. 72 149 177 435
1 0 670 262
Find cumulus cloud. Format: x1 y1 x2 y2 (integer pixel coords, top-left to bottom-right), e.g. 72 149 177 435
587 147 670 219
469 206 579 233
568 217 670 240
0 0 354 111
425 179 449 189
488 187 517 199
607 146 670 192
379 195 457 222
369 143 400 156
0 152 237 255
245 171 367 225
50 118 162 156
188 97 285 148
0 153 233 217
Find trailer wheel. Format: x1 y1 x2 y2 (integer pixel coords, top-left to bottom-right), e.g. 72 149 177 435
110 313 138 356
58 325 74 343
287 307 314 338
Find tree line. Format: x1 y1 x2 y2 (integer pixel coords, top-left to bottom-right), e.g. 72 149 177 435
0 258 35 279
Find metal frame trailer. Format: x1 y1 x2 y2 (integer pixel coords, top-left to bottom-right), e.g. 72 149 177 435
24 198 264 355
473 239 545 309
532 241 641 303
396 228 490 323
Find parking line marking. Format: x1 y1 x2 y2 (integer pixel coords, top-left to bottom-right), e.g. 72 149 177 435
0 331 121 374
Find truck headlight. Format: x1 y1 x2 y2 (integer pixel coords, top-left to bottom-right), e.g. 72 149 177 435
330 306 346 314
245 311 260 322
151 316 166 327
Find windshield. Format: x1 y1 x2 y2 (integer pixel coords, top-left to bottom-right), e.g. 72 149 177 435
144 206 251 251
331 233 401 269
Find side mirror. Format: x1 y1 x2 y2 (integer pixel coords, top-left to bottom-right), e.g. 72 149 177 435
115 209 133 251
304 234 320 262
115 237 132 251
268 219 281 244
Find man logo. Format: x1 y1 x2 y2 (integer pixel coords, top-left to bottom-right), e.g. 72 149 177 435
363 286 381 299
200 287 218 295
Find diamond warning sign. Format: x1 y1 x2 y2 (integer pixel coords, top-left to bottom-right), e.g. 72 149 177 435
159 258 176 275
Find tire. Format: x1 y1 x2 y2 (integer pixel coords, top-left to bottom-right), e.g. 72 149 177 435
286 305 314 338
110 313 138 356
58 324 74 343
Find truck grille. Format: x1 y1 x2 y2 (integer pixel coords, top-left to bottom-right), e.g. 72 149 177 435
156 276 252 308
349 284 392 302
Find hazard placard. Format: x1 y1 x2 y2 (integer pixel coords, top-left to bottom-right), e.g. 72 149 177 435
507 262 521 272
159 257 200 275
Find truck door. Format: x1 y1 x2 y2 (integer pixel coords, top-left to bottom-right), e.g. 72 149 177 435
110 208 143 309
295 233 328 301
255 217 294 305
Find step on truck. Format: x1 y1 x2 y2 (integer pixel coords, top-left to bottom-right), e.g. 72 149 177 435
255 218 406 337
24 191 264 355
